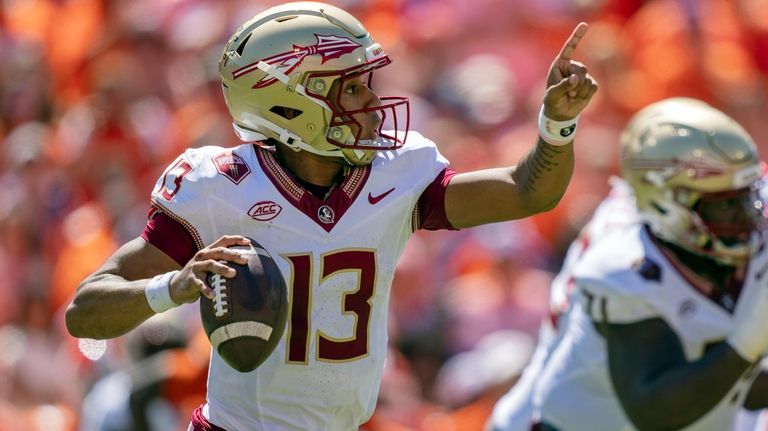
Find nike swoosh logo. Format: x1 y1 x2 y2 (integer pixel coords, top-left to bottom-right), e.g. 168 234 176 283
368 188 395 204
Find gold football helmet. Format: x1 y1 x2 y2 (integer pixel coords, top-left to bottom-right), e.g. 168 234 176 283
620 98 764 265
218 2 409 166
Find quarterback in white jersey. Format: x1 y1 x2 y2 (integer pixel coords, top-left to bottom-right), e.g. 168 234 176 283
64 2 598 430
523 98 768 431
149 132 448 429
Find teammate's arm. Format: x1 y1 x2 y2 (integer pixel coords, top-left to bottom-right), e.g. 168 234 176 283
744 372 768 410
444 23 597 228
65 235 249 339
602 318 752 430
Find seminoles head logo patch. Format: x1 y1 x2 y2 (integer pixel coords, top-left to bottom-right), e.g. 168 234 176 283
231 34 361 88
213 152 251 184
317 205 335 224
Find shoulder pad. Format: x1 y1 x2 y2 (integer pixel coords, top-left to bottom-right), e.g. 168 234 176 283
388 131 449 164
572 225 661 323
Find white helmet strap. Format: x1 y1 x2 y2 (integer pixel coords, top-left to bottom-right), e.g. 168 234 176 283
232 123 268 142
233 118 344 159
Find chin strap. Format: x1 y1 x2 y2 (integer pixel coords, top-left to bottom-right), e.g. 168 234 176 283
232 123 268 142
233 116 344 159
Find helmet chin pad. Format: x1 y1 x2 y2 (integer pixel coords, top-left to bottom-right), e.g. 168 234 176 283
341 148 375 165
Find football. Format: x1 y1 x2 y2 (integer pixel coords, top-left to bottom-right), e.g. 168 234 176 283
200 238 288 372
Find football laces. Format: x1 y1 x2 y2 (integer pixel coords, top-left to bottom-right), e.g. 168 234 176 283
210 274 230 317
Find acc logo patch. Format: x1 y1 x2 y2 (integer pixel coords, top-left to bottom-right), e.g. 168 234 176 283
249 201 282 221
214 152 251 184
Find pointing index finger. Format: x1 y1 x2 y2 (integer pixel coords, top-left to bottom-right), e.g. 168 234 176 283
558 22 589 61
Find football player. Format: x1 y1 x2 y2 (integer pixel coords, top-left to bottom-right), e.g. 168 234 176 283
489 175 637 431
488 98 704 431
64 2 598 430
498 98 768 431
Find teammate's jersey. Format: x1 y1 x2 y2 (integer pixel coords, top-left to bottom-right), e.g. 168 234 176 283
548 178 638 321
489 178 638 431
149 132 449 431
534 223 768 431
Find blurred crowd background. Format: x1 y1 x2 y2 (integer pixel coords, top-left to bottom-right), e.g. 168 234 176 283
2 0 768 429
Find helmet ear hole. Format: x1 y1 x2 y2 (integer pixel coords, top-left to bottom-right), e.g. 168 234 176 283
270 106 303 120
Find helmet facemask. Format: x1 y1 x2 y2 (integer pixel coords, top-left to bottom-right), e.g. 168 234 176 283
642 182 765 266
303 57 409 165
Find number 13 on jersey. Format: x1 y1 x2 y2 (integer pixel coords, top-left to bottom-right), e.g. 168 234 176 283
282 249 377 363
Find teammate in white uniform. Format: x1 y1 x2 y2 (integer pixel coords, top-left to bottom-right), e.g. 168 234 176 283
489 99 698 431
500 98 768 431
64 2 598 429
488 177 638 431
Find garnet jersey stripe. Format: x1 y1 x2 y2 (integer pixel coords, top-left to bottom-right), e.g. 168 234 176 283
189 405 229 431
141 208 198 266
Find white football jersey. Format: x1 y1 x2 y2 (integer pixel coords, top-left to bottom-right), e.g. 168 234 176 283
150 132 449 431
548 178 638 320
489 178 638 430
534 223 768 431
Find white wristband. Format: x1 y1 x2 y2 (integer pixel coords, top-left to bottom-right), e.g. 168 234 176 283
145 271 180 314
538 106 578 146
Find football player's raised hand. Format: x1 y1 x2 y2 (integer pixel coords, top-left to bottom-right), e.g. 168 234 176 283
169 235 251 304
543 22 598 121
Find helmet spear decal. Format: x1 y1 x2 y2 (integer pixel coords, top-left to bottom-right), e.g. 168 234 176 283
232 34 361 88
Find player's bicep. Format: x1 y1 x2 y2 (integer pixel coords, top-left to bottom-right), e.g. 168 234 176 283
602 318 687 418
87 237 182 283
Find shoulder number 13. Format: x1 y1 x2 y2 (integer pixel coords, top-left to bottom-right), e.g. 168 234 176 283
283 250 377 363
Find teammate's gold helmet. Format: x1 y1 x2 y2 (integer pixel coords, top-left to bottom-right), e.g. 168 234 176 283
620 98 765 265
218 2 409 166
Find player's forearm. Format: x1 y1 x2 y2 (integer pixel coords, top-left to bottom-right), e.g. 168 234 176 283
744 371 768 410
65 274 158 339
619 342 751 430
511 138 574 212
